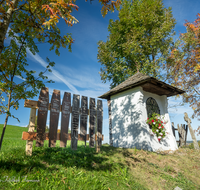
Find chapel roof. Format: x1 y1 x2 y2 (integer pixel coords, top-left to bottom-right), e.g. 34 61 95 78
98 72 185 99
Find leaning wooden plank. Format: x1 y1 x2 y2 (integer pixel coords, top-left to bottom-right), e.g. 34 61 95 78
71 94 80 150
25 100 90 117
22 132 103 141
49 90 60 147
36 87 49 147
24 100 39 109
89 98 96 148
26 108 36 155
80 96 88 147
184 112 199 150
24 100 60 111
96 100 103 152
60 92 71 147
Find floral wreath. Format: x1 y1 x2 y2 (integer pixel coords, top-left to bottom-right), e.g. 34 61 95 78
146 113 167 142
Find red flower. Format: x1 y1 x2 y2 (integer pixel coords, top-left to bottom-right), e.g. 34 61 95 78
161 121 163 123
159 123 161 126
162 126 164 128
156 119 158 121
152 120 154 122
149 122 151 124
147 118 149 120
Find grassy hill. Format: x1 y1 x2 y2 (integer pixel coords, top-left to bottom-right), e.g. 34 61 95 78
0 124 200 190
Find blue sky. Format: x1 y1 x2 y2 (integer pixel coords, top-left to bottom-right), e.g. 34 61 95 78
1 0 200 143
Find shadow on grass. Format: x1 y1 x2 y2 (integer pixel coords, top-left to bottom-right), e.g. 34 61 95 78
31 145 127 172
0 144 134 174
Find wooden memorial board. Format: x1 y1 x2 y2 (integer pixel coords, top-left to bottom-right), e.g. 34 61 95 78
71 94 80 150
60 92 71 147
107 99 113 146
49 90 60 147
96 100 103 151
80 96 88 146
89 98 96 148
36 87 49 147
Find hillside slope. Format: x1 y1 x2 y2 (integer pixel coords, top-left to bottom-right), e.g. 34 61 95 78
0 124 200 190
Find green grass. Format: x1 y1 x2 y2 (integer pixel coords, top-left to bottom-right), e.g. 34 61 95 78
0 124 200 190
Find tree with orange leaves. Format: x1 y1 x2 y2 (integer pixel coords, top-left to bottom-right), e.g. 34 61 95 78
166 13 200 120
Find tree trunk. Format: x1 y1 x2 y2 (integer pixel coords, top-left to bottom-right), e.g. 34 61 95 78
0 0 19 54
184 112 199 150
0 93 11 151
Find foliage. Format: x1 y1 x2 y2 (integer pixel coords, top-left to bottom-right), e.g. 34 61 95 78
194 126 200 136
166 14 200 120
0 0 121 150
97 0 176 88
0 124 200 190
146 113 167 142
0 0 121 55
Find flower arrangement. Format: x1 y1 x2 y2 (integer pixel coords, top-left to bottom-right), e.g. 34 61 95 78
146 113 167 142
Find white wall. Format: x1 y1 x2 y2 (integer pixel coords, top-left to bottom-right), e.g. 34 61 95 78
110 87 178 152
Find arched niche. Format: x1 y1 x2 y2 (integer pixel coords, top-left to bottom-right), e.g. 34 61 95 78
146 97 160 129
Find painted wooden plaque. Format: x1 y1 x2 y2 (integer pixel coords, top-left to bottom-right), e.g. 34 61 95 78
89 98 96 148
60 92 71 147
49 90 60 147
36 87 49 147
107 99 113 146
80 96 88 146
97 100 103 147
71 94 80 150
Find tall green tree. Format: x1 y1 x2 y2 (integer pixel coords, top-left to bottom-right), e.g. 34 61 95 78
97 0 176 88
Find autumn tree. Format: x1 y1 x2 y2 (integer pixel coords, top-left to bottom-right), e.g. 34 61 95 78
97 0 176 88
166 14 200 120
0 0 121 150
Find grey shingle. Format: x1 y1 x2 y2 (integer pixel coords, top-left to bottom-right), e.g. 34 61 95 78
98 72 185 99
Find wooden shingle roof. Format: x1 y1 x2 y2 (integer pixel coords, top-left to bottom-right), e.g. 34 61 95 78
98 72 185 99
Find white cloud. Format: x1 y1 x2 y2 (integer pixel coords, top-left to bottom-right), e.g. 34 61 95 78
57 64 110 91
26 50 79 94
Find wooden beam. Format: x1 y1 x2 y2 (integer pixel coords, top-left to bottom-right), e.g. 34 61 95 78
24 99 90 115
22 132 104 141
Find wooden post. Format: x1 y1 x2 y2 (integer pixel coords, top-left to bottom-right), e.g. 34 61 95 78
107 97 113 146
49 90 60 147
89 98 96 148
25 108 36 156
184 112 199 150
177 124 181 147
71 94 80 150
36 87 49 147
96 100 103 153
171 122 176 138
178 124 185 147
60 92 71 147
184 125 188 146
80 96 88 147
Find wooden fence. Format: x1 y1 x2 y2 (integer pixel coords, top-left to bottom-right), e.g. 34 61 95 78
22 87 103 155
172 122 188 147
